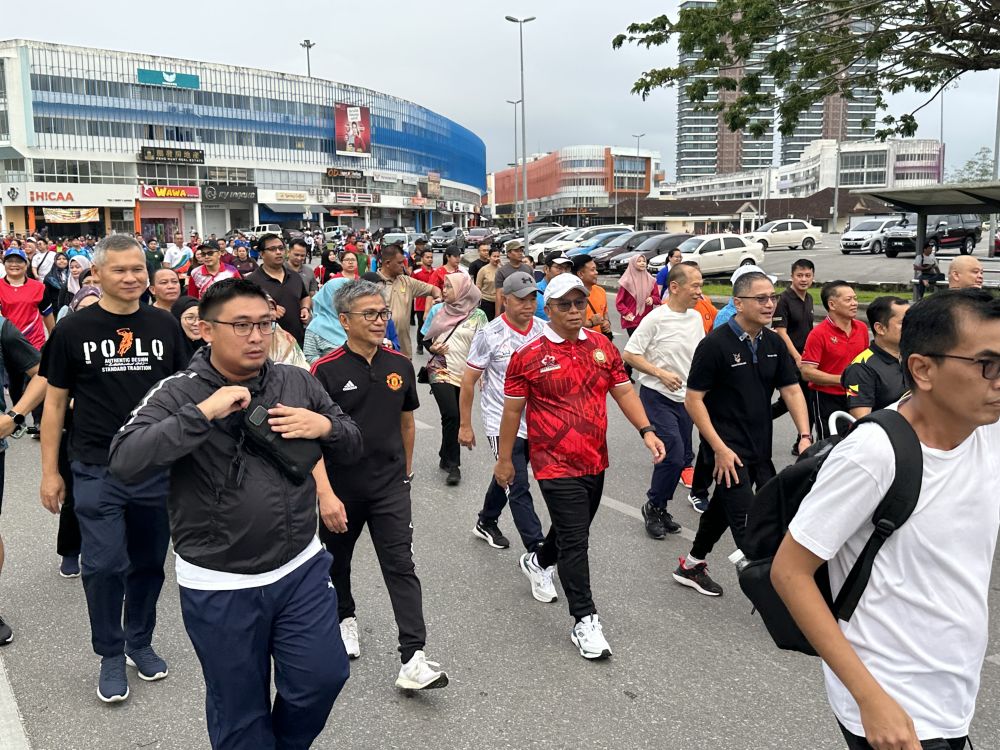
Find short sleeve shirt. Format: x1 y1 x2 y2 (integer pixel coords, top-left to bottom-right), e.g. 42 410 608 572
624 305 704 402
0 278 50 349
246 266 308 346
188 264 241 299
841 343 906 411
801 317 871 395
772 287 814 353
466 314 546 437
0 317 42 451
504 326 629 479
494 262 526 292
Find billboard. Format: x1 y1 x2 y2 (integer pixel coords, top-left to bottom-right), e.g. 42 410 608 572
427 171 442 199
334 103 372 158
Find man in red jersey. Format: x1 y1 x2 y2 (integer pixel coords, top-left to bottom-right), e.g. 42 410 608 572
493 273 665 661
410 243 436 355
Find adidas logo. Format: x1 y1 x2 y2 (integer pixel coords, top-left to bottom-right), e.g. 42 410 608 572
342 380 358 392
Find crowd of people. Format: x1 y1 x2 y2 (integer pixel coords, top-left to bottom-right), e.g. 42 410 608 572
0 224 996 749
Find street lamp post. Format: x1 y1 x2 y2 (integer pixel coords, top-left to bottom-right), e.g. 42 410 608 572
989 73 1000 258
300 40 316 77
506 15 535 230
632 133 645 230
507 99 522 229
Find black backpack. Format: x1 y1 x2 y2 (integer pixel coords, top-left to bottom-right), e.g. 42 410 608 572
737 409 922 656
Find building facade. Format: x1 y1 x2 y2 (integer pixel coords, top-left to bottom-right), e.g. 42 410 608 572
0 39 486 239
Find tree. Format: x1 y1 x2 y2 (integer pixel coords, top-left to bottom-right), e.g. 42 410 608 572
946 146 994 183
612 1 1000 140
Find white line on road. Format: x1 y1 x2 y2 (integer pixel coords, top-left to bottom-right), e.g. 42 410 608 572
601 495 696 542
0 654 31 750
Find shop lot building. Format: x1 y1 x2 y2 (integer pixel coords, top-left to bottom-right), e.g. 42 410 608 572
0 39 486 239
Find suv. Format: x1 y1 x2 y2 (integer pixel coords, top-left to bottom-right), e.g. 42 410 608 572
250 224 304 242
883 213 982 258
744 219 821 251
430 223 466 251
839 217 901 255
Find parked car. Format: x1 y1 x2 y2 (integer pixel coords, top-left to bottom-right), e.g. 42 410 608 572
250 224 304 243
616 233 695 274
743 219 821 251
492 227 524 250
591 230 666 272
883 213 982 258
565 229 631 257
651 234 764 276
545 224 632 255
465 227 493 246
430 223 466 251
528 229 580 261
839 218 902 255
526 226 568 248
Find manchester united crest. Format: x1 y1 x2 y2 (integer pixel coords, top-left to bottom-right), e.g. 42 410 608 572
386 372 404 391
593 349 607 364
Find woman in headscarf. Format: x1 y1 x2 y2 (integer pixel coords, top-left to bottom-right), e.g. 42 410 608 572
303 277 350 363
60 255 93 311
419 271 487 487
42 252 69 314
616 254 659 337
314 248 342 285
57 284 102 322
266 295 310 369
171 296 205 360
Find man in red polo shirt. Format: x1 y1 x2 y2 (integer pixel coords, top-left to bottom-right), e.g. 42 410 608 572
800 280 869 439
410 243 436 355
494 273 665 661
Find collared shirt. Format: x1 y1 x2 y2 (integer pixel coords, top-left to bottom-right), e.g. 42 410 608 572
772 287 815 353
377 271 439 358
188 263 241 300
727 317 764 362
504 325 629 479
801 317 871 395
713 299 737 329
246 265 308 346
841 342 906 411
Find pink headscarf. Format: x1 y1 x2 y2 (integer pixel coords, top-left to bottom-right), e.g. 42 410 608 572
619 255 656 316
426 271 482 339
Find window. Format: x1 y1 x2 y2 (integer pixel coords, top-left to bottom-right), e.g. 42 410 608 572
723 237 745 249
701 239 722 253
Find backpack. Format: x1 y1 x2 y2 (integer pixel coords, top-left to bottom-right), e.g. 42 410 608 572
737 409 922 656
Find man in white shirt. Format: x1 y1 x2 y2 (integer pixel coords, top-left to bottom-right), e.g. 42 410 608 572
773 289 1000 750
27 238 55 280
623 262 705 539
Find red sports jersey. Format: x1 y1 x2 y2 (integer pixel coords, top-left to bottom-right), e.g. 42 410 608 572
801 316 870 396
504 326 629 480
0 277 49 349
411 267 437 312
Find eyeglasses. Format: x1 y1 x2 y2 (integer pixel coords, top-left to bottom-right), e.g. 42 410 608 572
736 294 781 305
346 309 392 322
549 298 589 312
205 319 277 336
263 244 286 252
927 353 1000 380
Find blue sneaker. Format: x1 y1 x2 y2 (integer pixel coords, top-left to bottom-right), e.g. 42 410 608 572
126 645 169 681
59 556 81 578
97 655 129 703
687 494 710 514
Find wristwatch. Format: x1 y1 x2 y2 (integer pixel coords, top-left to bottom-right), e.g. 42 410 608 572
639 425 656 438
5 410 26 439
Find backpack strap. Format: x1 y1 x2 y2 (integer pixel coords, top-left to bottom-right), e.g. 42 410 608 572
832 409 923 621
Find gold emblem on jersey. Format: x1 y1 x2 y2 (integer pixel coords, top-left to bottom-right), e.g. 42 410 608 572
593 349 607 364
386 372 404 391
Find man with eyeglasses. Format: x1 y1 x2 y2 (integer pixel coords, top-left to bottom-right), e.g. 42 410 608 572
188 244 241 300
801 281 870 440
673 271 811 598
311 279 449 691
246 233 312 347
842 296 909 419
495 273 666 660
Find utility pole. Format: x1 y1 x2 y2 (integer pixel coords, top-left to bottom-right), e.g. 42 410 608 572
507 99 521 229
300 40 316 77
506 15 535 229
632 133 645 230
989 73 1000 257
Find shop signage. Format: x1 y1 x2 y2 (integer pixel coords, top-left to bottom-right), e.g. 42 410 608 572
326 168 364 180
44 207 100 223
203 184 258 203
139 146 205 164
427 171 442 199
331 192 379 205
140 185 201 200
137 68 201 90
408 196 427 207
275 191 308 202
372 172 397 183
1 183 136 206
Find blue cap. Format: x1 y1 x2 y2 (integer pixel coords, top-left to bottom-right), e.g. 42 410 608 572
3 248 27 262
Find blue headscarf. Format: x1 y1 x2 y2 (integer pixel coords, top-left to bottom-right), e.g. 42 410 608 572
307 277 350 347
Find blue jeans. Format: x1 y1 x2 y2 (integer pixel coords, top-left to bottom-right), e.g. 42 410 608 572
71 462 170 657
639 386 693 509
180 551 349 750
480 436 544 552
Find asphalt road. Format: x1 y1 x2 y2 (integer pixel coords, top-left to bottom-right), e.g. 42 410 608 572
1 338 998 749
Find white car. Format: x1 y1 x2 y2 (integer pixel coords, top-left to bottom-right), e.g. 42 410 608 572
650 234 764 276
543 224 632 255
839 218 901 255
743 219 821 251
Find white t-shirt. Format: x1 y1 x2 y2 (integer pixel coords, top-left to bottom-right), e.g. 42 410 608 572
32 250 56 280
624 304 704 402
466 314 546 438
176 536 322 590
789 406 1000 740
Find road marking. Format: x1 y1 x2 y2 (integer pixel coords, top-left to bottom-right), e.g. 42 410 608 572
0 654 31 750
414 418 434 431
601 495 696 542
987 653 1000 668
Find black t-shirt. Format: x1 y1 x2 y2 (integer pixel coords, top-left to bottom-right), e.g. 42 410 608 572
687 322 800 462
0 317 41 416
468 258 488 288
41 303 188 465
246 266 308 346
311 344 419 499
772 287 814 354
841 343 906 411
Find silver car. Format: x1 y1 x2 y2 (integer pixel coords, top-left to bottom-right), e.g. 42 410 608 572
839 218 901 255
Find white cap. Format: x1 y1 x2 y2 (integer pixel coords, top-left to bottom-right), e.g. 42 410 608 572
730 265 776 285
543 273 587 303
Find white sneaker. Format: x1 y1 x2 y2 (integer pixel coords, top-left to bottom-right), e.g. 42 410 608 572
395 650 449 690
571 614 612 660
340 617 360 659
519 552 557 603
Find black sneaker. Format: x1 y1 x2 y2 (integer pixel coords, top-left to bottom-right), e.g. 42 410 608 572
446 467 461 486
672 558 723 597
473 520 510 549
642 501 666 539
0 615 12 645
661 511 681 535
25 425 40 436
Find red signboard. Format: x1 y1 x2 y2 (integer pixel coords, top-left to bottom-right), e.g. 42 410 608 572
140 185 201 200
334 103 372 158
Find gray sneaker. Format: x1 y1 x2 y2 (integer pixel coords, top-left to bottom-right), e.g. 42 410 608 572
98 655 129 703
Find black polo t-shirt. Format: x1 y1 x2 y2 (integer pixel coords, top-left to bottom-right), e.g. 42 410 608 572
841 342 906 411
772 287 814 354
687 321 800 463
246 266 308 346
311 344 419 499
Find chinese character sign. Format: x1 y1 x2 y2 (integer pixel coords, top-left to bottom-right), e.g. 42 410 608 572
334 103 372 158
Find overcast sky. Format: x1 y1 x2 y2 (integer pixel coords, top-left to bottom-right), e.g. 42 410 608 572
3 0 998 180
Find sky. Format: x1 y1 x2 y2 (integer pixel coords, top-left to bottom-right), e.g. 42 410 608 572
3 0 998 181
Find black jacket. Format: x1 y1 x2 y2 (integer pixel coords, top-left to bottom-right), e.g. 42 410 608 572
109 347 362 575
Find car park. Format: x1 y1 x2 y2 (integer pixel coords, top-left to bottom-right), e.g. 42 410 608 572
565 229 631 257
743 219 821 251
611 234 694 274
839 217 901 254
525 227 569 256
528 229 577 262
650 233 764 277
543 224 632 255
883 213 982 257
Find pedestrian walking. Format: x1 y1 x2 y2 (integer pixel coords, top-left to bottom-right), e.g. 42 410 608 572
841 296 908 419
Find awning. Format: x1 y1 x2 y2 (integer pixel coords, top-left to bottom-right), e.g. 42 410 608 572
853 182 1000 214
264 203 307 214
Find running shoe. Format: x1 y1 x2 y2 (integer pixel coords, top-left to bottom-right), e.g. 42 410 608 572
642 501 666 539
473 520 510 549
395 650 448 690
672 558 723 597
519 552 557 603
0 615 12 646
340 617 360 659
446 467 461 486
570 614 612 660
59 555 81 578
680 466 694 489
687 494 710 514
98 655 130 703
125 645 168 681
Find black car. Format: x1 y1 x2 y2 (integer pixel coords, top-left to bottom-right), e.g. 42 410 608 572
607 233 693 274
884 213 982 258
430 223 466 251
592 230 667 272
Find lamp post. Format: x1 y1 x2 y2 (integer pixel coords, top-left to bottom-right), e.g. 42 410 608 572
300 40 316 77
506 15 535 229
989 73 1000 258
632 133 645 230
507 99 522 229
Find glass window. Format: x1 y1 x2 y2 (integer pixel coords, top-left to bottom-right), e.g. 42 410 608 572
701 239 722 253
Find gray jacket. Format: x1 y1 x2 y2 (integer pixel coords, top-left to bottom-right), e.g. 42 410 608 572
109 346 361 575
